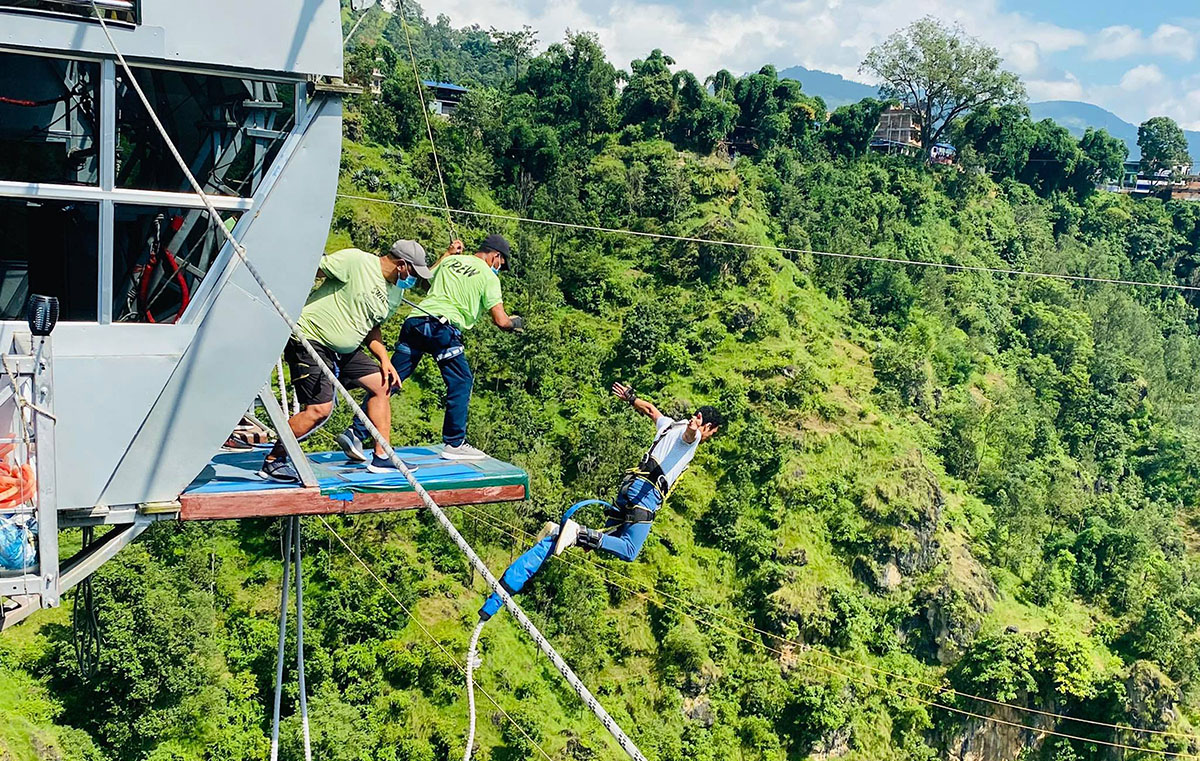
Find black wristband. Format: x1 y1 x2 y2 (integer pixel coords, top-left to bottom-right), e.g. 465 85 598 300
626 389 638 404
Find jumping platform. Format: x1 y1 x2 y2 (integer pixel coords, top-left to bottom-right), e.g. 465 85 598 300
179 447 528 520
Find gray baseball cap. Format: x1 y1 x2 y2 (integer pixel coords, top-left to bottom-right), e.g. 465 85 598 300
387 239 433 280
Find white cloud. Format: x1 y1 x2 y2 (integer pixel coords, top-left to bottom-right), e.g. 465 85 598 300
1087 23 1196 62
1151 24 1196 61
1089 26 1144 60
1120 64 1166 91
1026 73 1083 102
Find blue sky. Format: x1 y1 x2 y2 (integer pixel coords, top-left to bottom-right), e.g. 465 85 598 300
438 0 1200 128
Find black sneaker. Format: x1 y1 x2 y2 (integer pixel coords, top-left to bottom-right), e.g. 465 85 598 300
257 457 300 483
365 454 418 475
336 429 368 463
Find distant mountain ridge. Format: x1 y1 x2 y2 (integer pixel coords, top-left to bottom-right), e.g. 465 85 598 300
776 64 1200 162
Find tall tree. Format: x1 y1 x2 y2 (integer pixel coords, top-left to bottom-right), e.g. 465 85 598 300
860 17 1025 156
490 25 538 85
619 49 678 137
1138 116 1192 182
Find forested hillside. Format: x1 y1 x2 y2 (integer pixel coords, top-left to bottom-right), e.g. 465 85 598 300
2 5 1200 761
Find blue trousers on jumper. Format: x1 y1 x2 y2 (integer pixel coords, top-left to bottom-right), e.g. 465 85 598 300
352 316 472 446
478 480 661 619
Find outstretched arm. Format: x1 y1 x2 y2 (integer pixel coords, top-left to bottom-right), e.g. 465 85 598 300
489 302 524 332
611 381 661 422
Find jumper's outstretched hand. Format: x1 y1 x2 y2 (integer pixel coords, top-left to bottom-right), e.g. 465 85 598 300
611 381 635 402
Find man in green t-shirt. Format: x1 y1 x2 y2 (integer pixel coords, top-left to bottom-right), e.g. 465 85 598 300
339 233 523 462
258 240 433 483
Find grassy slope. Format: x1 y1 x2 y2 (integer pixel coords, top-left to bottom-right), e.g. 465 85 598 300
1 138 1195 760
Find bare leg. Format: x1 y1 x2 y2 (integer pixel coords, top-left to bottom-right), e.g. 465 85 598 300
267 402 332 460
354 372 392 457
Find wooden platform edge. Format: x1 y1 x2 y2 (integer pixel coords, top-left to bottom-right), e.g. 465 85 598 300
178 484 527 521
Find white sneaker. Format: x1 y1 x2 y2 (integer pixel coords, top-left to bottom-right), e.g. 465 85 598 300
554 519 580 556
441 442 488 460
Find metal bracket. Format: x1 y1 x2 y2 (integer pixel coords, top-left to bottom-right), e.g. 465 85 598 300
257 386 318 488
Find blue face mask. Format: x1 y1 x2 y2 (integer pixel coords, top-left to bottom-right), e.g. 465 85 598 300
491 266 501 275
397 274 417 290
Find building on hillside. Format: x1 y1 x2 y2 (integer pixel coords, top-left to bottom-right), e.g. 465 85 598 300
870 106 921 155
930 143 957 165
421 80 467 117
1112 159 1200 199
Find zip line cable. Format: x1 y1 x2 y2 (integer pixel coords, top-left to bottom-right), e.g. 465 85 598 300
390 0 457 242
317 516 556 761
88 7 644 759
337 193 1200 294
466 510 1200 742
464 509 1200 759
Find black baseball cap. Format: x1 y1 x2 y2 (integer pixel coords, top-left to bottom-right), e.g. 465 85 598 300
480 233 511 270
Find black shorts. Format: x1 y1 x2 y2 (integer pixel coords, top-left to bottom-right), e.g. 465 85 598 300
284 337 380 406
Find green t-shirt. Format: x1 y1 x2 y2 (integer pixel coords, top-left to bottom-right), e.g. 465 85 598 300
412 254 503 330
297 248 402 354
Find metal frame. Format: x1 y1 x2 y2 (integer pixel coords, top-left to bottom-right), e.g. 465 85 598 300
0 47 306 325
0 333 57 605
257 386 318 488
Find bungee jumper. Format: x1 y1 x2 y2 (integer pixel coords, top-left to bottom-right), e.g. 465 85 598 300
257 240 435 483
337 233 524 464
477 381 723 620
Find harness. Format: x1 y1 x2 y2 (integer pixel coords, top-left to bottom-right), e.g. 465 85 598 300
612 420 689 525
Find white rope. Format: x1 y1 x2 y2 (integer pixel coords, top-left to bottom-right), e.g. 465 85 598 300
337 193 1200 294
268 517 292 761
463 619 485 761
89 7 645 759
293 517 312 761
276 357 288 413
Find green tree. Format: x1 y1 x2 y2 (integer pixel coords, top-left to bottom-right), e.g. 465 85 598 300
1072 127 1128 194
1018 119 1081 197
861 16 1025 155
619 49 678 138
1138 116 1192 184
953 104 1035 179
821 98 888 159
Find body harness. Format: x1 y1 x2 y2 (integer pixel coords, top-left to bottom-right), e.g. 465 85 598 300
610 419 689 525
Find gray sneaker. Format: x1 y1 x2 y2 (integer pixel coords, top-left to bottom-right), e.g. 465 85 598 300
257 457 300 484
337 429 368 463
440 442 488 461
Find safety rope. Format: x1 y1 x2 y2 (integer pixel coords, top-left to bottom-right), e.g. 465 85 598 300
337 193 1200 294
318 516 555 761
88 7 644 758
463 619 485 761
466 509 1200 759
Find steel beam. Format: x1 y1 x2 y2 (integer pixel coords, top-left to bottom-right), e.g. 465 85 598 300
0 180 254 211
257 386 318 487
58 517 151 593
